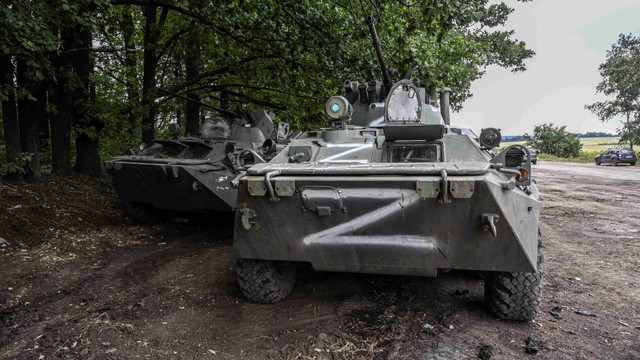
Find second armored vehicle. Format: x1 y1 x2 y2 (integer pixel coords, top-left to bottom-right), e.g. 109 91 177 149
106 109 290 224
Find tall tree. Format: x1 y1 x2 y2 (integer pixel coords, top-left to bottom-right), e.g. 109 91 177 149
0 54 22 180
74 27 103 177
140 5 163 144
586 34 640 149
121 5 140 134
184 36 201 136
50 29 75 176
16 58 44 181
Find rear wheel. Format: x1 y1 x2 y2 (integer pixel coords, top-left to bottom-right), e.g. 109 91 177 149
126 202 163 225
485 232 543 321
236 259 297 303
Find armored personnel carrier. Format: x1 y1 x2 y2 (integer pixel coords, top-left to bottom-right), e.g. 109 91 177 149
232 16 542 321
105 108 290 225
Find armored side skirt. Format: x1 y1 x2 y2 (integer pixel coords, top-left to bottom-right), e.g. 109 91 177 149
233 173 540 276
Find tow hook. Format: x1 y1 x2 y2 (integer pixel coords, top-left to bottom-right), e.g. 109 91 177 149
480 213 500 237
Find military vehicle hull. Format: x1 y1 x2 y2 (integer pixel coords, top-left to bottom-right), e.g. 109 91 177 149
105 109 289 222
107 158 236 213
232 78 542 321
234 163 539 276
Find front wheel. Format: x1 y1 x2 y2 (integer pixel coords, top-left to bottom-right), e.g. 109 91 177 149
631 161 636 166
236 259 297 303
484 233 544 321
613 158 619 166
595 159 601 166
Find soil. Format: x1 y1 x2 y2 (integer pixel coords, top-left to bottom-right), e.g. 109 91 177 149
1 162 639 360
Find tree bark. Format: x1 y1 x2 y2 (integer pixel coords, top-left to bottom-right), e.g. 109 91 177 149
16 58 43 181
141 5 159 144
185 41 201 136
73 28 102 177
121 5 139 136
50 31 74 176
625 112 634 150
220 88 229 110
0 54 23 181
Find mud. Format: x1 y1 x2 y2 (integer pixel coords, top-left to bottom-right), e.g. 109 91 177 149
1 162 639 359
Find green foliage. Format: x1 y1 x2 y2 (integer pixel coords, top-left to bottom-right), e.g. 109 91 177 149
524 123 582 158
0 152 34 176
538 151 600 163
2 0 536 168
94 0 537 131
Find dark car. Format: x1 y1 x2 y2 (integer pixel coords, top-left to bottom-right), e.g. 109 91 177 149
529 148 538 165
595 148 637 166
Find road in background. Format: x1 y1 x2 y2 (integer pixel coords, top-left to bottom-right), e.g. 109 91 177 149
535 161 640 181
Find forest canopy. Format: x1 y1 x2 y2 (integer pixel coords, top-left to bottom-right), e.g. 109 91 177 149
1 0 534 179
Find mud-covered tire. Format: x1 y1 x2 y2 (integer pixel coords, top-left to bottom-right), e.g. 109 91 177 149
485 233 544 321
126 202 163 225
613 158 619 166
236 259 296 304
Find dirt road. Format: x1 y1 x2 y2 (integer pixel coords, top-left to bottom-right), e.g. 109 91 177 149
1 162 639 359
536 161 640 181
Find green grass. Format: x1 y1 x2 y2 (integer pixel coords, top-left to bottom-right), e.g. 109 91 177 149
502 137 629 163
538 151 600 163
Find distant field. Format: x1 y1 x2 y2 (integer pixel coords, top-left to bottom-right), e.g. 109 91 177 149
502 136 625 153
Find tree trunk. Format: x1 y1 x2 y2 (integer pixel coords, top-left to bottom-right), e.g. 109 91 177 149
16 58 43 181
73 28 102 177
0 54 23 181
141 5 159 144
184 24 201 136
50 32 74 176
184 50 201 136
626 112 634 150
220 89 229 110
122 5 139 137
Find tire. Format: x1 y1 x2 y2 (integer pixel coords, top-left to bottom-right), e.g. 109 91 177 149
236 259 297 303
595 159 601 166
613 158 619 166
631 161 636 166
126 202 163 225
484 232 544 321
531 160 537 165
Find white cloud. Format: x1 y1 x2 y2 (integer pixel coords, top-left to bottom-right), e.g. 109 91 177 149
457 0 640 135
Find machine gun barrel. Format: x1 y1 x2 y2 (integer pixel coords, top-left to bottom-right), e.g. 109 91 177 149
366 15 392 94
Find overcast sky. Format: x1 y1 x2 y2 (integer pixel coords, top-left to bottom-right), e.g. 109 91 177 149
455 0 640 136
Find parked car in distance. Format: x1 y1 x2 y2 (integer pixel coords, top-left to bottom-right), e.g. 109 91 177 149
595 148 637 166
529 148 538 165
